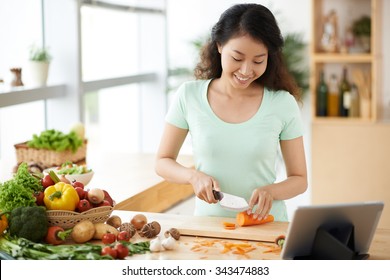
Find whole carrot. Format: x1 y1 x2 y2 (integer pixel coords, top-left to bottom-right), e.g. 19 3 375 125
236 212 274 227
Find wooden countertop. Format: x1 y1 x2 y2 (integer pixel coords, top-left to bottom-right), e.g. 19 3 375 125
115 210 390 260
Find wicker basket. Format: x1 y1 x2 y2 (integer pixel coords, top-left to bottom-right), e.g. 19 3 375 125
14 140 87 168
46 206 113 229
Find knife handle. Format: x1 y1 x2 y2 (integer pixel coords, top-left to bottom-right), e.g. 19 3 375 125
212 190 223 201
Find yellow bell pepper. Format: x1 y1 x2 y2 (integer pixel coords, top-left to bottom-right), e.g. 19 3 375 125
44 182 80 211
0 212 8 234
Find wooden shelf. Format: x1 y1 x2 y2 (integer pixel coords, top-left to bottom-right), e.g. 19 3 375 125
312 53 373 63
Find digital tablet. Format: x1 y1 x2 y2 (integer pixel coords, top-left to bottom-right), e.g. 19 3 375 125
281 201 384 260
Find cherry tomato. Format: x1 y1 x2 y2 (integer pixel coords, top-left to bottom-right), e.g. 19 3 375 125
102 233 116 244
101 246 117 259
115 243 129 259
41 174 55 189
117 231 131 242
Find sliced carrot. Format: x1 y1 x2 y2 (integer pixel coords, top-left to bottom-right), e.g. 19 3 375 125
236 212 274 226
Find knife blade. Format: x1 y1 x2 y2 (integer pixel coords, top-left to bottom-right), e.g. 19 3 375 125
213 190 249 212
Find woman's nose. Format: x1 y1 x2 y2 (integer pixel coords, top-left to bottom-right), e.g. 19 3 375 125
239 61 252 75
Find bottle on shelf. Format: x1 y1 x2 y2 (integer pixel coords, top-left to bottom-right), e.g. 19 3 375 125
327 74 339 117
339 67 351 117
349 84 360 117
316 70 328 116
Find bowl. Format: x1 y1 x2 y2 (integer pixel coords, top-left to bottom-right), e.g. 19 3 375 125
43 167 94 186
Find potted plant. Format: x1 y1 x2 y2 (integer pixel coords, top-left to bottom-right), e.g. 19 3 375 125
27 45 52 86
352 16 371 52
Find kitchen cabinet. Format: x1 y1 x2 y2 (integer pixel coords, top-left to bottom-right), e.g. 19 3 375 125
310 0 390 229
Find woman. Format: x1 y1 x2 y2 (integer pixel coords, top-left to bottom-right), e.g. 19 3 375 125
155 3 307 222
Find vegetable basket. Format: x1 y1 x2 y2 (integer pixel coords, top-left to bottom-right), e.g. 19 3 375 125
14 140 87 168
46 206 113 229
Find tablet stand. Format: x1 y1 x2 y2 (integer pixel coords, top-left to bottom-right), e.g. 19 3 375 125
294 221 369 260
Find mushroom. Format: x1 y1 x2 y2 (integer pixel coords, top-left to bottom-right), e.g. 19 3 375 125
139 221 161 238
119 222 137 238
164 228 181 240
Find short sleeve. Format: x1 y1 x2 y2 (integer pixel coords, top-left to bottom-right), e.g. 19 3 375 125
165 83 189 129
279 94 303 140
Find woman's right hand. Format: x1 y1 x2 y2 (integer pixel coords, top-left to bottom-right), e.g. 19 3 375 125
189 170 220 204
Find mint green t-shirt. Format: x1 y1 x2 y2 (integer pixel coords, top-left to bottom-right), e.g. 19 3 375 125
165 79 303 221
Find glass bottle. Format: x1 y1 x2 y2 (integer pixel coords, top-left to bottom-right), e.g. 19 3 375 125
339 67 351 117
327 74 339 116
316 70 328 116
349 84 360 117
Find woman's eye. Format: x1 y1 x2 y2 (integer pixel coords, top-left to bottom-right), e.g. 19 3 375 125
254 61 264 65
232 57 242 62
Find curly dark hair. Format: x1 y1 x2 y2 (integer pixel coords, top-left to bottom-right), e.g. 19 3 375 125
194 3 301 100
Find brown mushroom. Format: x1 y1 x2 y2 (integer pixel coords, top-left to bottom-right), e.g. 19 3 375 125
139 221 161 238
164 228 181 240
119 222 136 238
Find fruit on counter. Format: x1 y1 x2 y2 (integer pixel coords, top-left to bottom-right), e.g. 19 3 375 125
236 212 274 227
130 214 147 230
117 231 131 242
76 199 92 213
87 188 105 204
114 243 129 259
71 220 96 244
45 226 72 245
102 232 116 244
106 215 122 229
43 182 80 211
8 206 48 242
101 245 117 259
93 223 119 240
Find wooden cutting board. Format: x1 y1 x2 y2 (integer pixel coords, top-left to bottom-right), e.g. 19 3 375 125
114 210 287 243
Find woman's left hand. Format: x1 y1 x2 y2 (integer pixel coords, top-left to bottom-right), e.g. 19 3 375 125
247 188 273 220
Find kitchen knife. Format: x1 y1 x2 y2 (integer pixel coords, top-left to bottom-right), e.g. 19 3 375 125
213 190 250 212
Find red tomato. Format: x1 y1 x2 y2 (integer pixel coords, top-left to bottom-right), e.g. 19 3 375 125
102 233 116 245
117 231 131 242
76 199 92 213
101 246 117 259
115 243 129 259
41 174 55 189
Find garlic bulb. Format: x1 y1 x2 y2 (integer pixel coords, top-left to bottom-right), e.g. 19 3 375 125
161 236 176 250
149 237 165 252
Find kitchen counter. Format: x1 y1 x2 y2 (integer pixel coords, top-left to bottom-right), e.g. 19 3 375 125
114 210 390 260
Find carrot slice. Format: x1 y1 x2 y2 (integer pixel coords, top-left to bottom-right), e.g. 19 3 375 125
236 212 274 226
